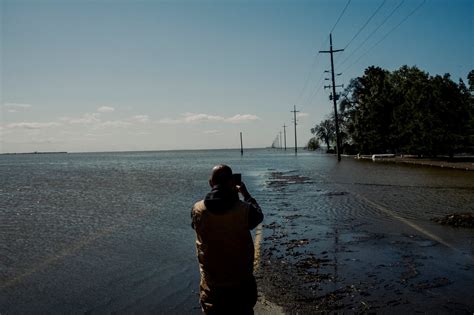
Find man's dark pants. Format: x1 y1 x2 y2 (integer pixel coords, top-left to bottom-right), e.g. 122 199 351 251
199 277 258 315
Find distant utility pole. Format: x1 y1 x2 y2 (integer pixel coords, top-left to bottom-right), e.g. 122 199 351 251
283 124 287 151
279 131 283 149
240 132 243 156
320 33 344 162
291 105 300 154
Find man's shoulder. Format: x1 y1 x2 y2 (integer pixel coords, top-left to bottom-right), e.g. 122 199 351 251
192 199 248 214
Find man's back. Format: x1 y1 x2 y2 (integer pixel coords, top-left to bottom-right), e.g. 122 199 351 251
191 165 263 314
192 199 255 287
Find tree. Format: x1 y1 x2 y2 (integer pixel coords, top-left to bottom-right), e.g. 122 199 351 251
428 74 472 157
311 119 334 152
343 66 396 154
468 70 474 94
317 65 474 156
391 66 432 155
305 137 320 151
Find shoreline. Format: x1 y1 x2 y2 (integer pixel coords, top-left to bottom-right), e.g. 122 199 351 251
352 155 474 171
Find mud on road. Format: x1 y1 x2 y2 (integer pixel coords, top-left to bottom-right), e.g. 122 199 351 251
255 170 474 314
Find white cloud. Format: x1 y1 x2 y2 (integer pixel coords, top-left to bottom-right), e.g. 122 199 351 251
297 112 309 119
97 106 115 113
225 114 260 123
6 122 62 129
203 129 220 134
129 115 149 123
159 113 261 124
97 115 150 128
61 113 101 124
183 113 225 123
99 120 132 128
60 113 149 127
158 117 182 124
3 103 32 113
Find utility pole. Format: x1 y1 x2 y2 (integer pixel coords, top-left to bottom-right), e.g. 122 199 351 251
319 33 344 162
240 132 243 156
291 105 300 154
283 124 287 151
279 131 283 149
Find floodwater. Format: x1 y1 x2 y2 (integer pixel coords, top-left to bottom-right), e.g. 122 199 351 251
257 154 474 313
1 149 473 313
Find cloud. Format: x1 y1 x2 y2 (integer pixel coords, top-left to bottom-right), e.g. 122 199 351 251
159 113 261 124
297 112 309 119
99 120 132 128
129 115 149 123
61 113 101 124
226 114 260 123
6 122 62 129
60 113 149 127
203 129 220 134
98 115 150 128
3 103 32 113
97 106 115 113
158 117 182 124
183 113 225 123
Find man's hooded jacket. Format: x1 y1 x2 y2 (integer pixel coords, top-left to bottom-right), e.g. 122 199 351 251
192 185 263 287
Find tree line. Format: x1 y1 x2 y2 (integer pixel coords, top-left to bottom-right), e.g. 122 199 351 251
310 66 474 157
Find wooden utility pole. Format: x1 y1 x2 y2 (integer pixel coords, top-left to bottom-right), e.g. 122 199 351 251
279 131 283 149
291 105 299 154
240 132 243 156
319 33 344 162
283 124 287 151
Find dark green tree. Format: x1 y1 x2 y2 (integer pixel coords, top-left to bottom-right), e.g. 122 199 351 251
311 119 334 152
468 70 474 94
346 66 395 154
428 74 471 157
305 137 320 151
391 66 432 155
321 65 473 156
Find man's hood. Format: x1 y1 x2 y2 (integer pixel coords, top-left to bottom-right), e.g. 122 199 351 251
204 185 239 213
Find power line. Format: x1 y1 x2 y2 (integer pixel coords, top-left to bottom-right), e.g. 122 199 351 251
343 0 387 50
337 0 405 69
294 56 319 106
295 0 351 110
294 35 330 106
330 0 352 34
301 0 352 108
303 71 326 107
341 0 426 74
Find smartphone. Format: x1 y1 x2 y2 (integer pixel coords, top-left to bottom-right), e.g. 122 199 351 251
232 173 242 185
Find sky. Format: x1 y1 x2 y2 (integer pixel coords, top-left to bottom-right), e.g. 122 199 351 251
1 0 473 153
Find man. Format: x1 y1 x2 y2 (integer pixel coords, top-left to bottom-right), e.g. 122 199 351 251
192 164 264 314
